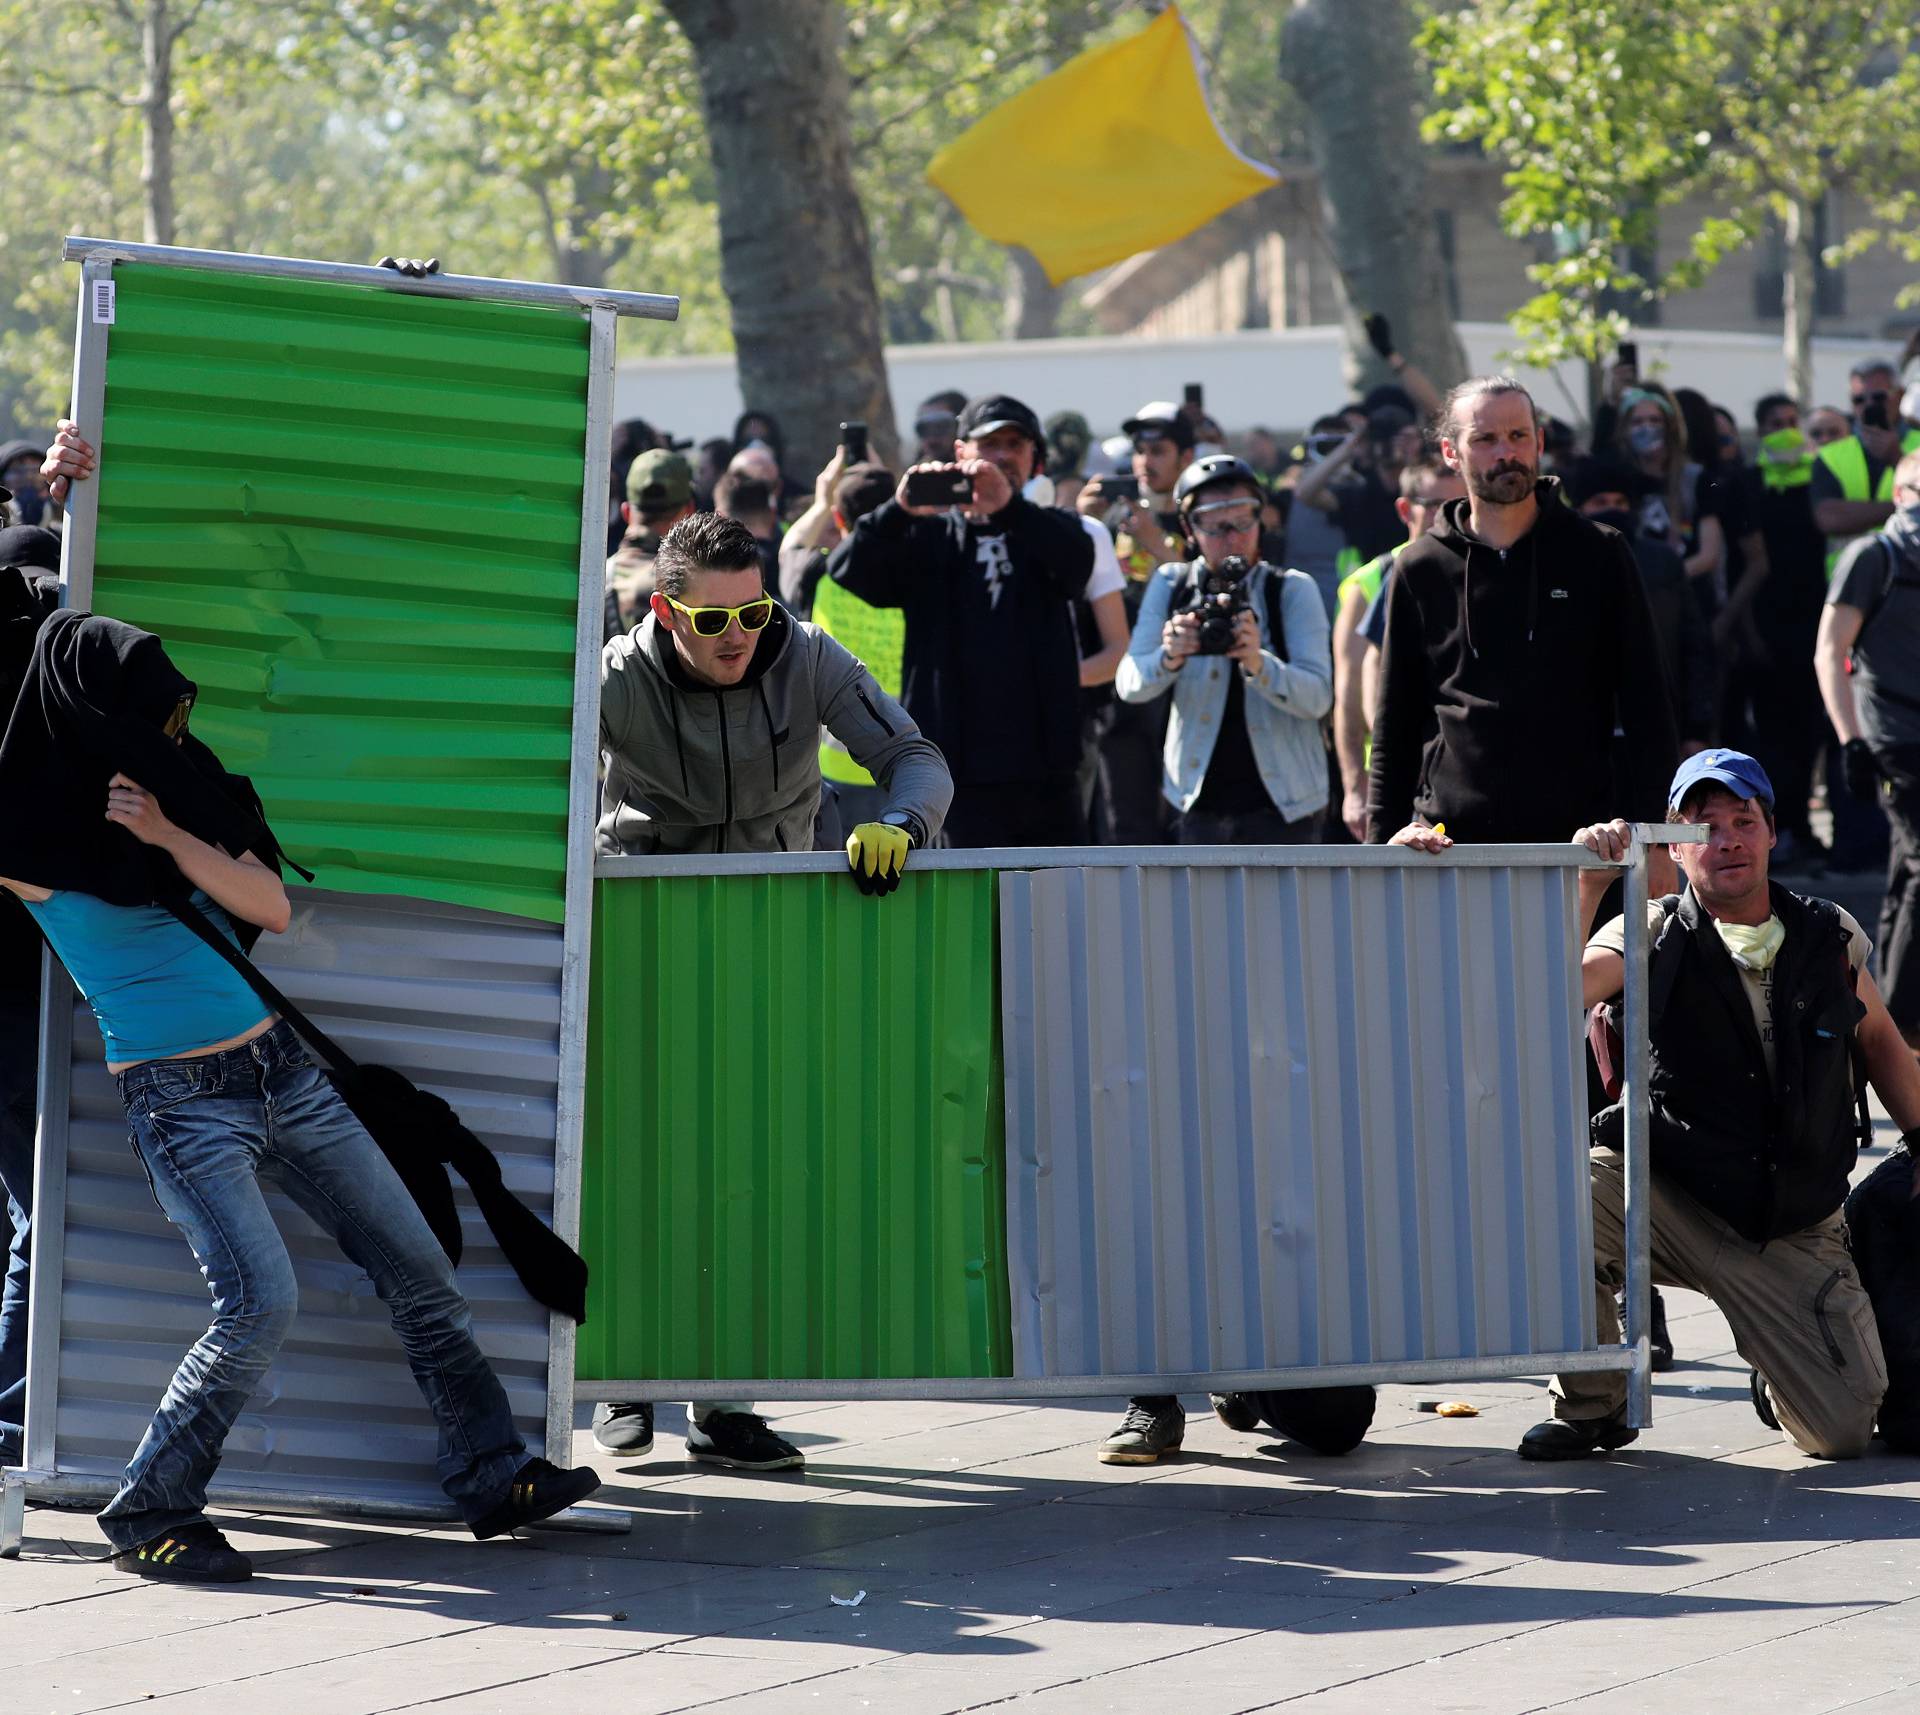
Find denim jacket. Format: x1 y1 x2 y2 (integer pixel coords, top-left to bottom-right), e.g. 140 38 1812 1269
1114 559 1334 820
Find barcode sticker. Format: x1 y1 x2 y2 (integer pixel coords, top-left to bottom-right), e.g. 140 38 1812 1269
92 280 115 324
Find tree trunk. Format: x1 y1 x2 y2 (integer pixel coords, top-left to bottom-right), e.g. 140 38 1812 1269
1782 195 1817 411
1003 247 1064 341
662 0 898 476
1281 0 1466 396
140 0 176 246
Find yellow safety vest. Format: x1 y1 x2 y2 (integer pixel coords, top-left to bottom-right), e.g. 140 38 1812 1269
811 577 906 787
1335 540 1407 769
1820 430 1920 574
1336 542 1401 616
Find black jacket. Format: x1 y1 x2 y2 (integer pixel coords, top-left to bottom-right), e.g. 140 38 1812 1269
1611 884 1867 1243
827 495 1093 787
1366 480 1679 843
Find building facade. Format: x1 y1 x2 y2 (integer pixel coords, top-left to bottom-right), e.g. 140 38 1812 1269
1079 158 1909 351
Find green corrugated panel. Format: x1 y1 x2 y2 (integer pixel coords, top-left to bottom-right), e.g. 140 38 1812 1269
91 263 590 923
577 871 1013 1381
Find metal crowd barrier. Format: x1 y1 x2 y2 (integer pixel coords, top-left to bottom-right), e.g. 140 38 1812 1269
3 237 674 1553
573 840 1669 1424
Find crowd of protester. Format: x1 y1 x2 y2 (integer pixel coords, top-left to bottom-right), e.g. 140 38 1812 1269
593 325 1920 890
6 315 1920 1580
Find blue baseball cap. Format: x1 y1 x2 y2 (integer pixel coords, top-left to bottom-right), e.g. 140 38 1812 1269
1668 747 1775 815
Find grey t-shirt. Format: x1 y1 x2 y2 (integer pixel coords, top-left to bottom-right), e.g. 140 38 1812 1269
1830 529 1920 751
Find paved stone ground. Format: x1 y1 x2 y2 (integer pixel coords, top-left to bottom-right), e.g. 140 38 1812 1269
6 1146 1917 1713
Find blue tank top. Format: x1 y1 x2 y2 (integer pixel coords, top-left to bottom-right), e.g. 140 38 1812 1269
23 889 272 1067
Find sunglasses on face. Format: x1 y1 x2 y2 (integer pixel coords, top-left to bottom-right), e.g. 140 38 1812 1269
666 594 775 637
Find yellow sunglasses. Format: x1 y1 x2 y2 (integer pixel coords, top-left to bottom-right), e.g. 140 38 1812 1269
664 594 776 638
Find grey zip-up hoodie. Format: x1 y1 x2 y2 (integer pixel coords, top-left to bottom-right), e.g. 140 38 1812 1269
596 602 952 856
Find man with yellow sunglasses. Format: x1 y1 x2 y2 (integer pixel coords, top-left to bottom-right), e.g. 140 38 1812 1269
594 512 953 1468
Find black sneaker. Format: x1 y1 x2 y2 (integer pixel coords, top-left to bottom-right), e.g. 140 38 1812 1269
1098 1397 1185 1464
685 1411 804 1471
111 1521 253 1583
1751 1370 1781 1431
1211 1393 1260 1434
1517 1412 1638 1461
470 1457 603 1539
592 1400 655 1455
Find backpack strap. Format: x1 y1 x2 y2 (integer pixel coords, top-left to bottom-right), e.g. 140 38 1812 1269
1647 893 1687 1032
1261 565 1290 664
162 894 358 1075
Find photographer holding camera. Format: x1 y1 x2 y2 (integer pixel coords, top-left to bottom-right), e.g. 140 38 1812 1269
1115 454 1333 851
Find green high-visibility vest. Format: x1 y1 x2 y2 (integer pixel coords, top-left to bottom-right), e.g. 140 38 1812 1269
1336 541 1402 616
1819 429 1920 575
1335 540 1407 770
811 576 906 787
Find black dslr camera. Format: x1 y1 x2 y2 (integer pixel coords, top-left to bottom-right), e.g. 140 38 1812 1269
1185 554 1253 654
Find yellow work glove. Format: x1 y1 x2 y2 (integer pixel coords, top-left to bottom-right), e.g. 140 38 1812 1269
846 820 912 897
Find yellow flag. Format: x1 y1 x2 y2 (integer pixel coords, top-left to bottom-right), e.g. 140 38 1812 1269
926 6 1279 287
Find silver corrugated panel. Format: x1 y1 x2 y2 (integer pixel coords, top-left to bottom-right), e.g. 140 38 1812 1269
46 889 561 1509
1001 859 1596 1380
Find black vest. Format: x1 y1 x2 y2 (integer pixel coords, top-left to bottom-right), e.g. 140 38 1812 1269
1643 884 1866 1243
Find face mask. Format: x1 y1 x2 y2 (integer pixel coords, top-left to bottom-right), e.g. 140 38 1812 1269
1627 423 1665 456
1758 427 1814 490
1586 507 1634 535
1715 915 1785 973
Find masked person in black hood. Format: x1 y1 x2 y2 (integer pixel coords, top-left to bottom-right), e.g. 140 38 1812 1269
0 509 58 1466
1367 377 1679 848
0 435 601 1581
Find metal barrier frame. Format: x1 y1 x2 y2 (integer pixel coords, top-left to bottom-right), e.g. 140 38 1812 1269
3 239 676 1553
582 837 1679 1413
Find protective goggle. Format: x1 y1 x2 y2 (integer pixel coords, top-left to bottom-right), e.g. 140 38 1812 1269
1190 506 1260 539
665 594 775 638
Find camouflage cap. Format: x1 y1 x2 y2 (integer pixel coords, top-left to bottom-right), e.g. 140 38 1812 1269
626 447 694 511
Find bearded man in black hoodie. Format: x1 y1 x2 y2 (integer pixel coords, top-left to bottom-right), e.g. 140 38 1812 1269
1366 378 1679 847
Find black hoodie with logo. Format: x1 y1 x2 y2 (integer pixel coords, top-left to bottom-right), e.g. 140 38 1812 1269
1366 479 1679 844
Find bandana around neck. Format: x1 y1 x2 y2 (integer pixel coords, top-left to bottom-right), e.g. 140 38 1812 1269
1715 914 1786 973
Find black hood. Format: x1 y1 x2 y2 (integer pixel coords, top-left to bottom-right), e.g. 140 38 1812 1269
0 525 60 574
0 610 303 933
1425 475 1568 556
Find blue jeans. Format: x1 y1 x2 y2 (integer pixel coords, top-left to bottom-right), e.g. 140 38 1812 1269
0 1000 35 1457
98 1021 525 1549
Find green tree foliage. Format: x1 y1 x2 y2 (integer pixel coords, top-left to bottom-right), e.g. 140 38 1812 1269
0 1 1302 436
1423 0 1920 400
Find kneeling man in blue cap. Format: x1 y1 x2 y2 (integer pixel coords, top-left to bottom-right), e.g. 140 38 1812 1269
1523 748 1920 1461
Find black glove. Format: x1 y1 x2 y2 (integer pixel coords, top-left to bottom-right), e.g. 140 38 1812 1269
377 255 441 279
1363 312 1395 361
1844 737 1880 801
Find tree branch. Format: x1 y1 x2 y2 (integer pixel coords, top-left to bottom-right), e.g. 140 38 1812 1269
847 12 967 91
168 0 217 44
855 37 1060 147
0 76 141 106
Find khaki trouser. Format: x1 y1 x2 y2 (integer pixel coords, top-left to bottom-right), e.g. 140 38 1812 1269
1554 1149 1888 1459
